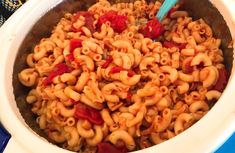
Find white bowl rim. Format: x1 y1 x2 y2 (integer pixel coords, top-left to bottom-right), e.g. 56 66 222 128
0 0 235 153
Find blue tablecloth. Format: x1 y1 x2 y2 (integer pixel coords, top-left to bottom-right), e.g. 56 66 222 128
216 133 235 153
0 123 10 153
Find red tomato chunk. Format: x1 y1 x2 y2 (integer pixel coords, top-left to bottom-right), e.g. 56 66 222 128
72 11 95 33
109 66 125 74
66 53 75 61
189 82 199 91
96 11 117 29
127 91 132 100
97 11 128 33
167 7 177 17
182 57 194 74
111 15 128 33
127 70 135 77
139 18 164 39
163 41 186 50
70 39 83 52
73 28 85 36
74 103 103 125
43 63 70 86
213 68 228 92
184 62 194 74
102 56 113 68
69 98 78 105
67 39 83 61
98 143 127 153
163 41 176 48
109 66 136 77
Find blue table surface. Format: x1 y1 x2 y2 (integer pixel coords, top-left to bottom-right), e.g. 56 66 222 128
216 133 235 153
0 123 10 153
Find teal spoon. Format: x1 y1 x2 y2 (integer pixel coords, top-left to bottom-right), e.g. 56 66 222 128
156 0 178 21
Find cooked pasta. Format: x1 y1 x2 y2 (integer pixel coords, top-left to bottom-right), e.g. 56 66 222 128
18 0 228 152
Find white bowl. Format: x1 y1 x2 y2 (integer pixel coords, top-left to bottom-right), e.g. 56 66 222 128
0 0 235 153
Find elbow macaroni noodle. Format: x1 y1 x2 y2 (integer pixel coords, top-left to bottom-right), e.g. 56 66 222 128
18 0 228 152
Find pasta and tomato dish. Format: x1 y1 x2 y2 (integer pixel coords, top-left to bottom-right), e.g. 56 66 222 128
18 0 228 152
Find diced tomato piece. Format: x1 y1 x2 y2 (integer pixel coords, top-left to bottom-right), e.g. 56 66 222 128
197 62 204 69
43 76 55 86
70 39 82 53
84 14 95 33
163 41 178 48
96 17 109 30
71 27 85 35
109 66 136 77
127 70 135 77
68 39 82 61
43 63 70 86
98 143 127 153
69 99 78 105
213 68 228 92
184 62 194 74
70 25 77 32
139 18 164 39
189 82 199 91
97 11 117 29
111 15 128 33
163 41 186 50
97 11 128 33
167 7 177 17
127 91 132 100
102 56 113 68
182 57 194 74
178 43 187 50
74 103 103 125
133 67 140 74
66 53 75 61
72 11 95 33
109 66 125 74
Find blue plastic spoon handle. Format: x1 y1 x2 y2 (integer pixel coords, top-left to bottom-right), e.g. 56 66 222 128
156 0 178 21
